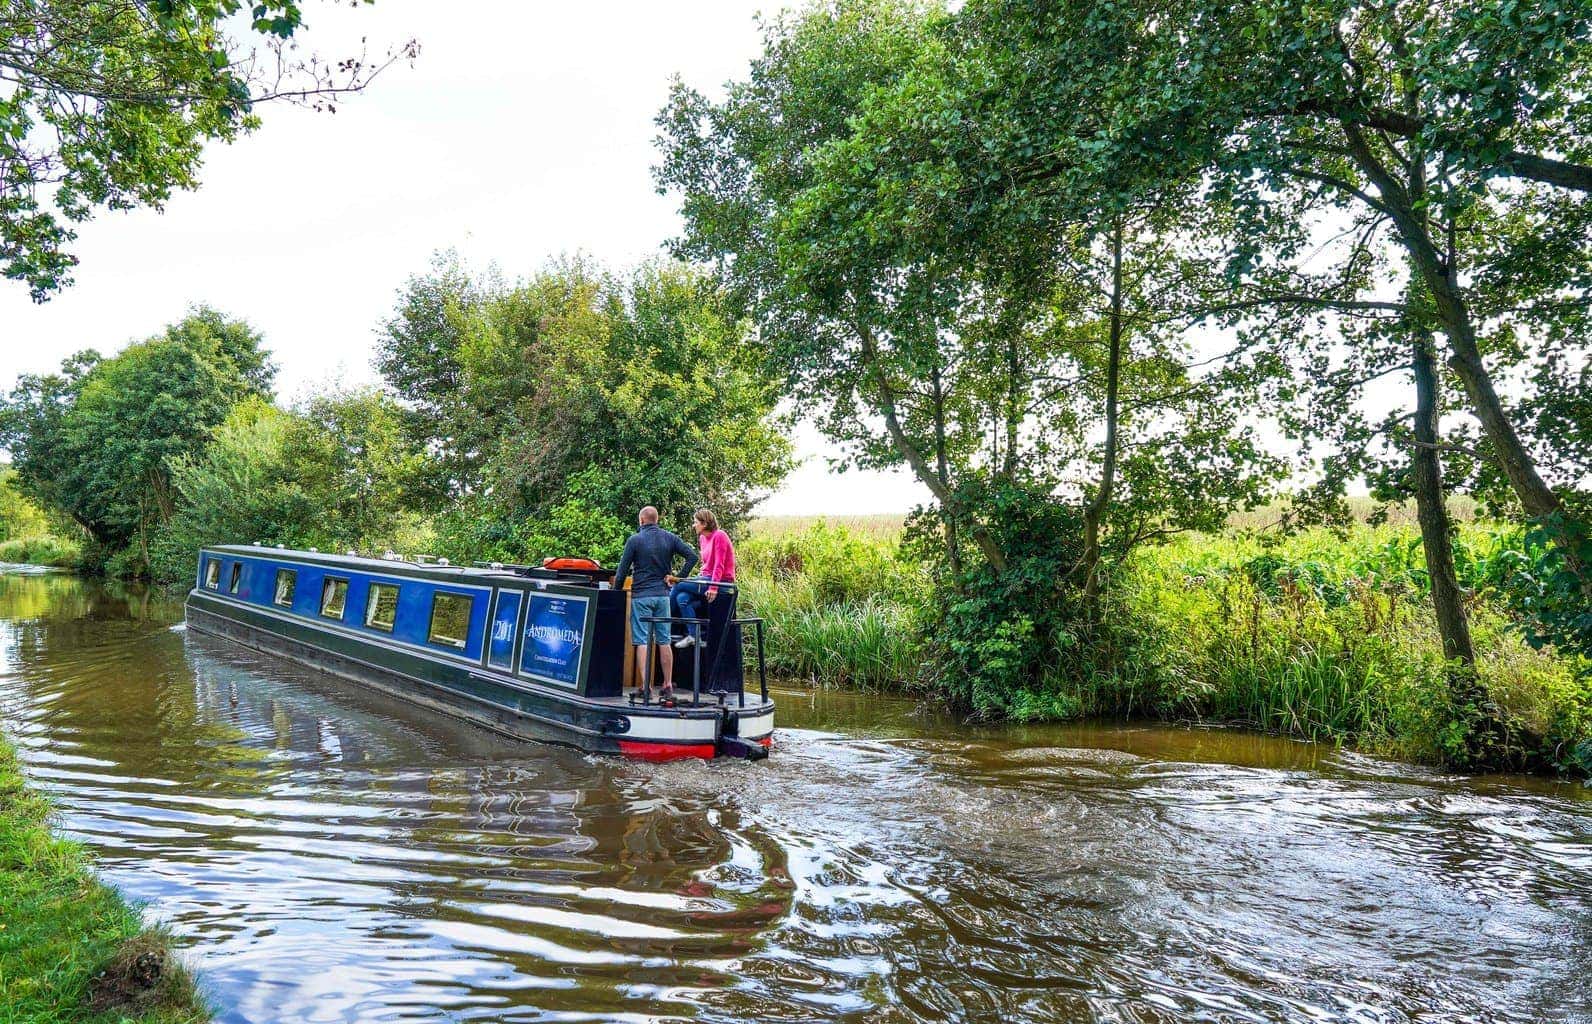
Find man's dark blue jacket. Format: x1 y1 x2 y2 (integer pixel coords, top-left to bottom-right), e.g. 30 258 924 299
611 523 699 598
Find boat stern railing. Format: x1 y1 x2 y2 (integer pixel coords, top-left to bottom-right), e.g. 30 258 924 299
633 612 768 709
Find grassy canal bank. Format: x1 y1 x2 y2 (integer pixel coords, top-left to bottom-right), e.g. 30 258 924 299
0 735 207 1024
739 513 1592 779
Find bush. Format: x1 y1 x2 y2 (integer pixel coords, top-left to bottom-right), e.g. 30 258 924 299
147 392 426 583
908 485 1112 720
429 469 633 569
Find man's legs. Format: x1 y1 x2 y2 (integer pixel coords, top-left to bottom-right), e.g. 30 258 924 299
631 642 674 691
632 595 676 695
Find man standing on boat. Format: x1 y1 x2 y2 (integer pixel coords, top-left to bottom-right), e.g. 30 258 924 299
610 506 698 701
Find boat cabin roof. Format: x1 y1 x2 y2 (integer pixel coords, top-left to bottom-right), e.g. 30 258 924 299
204 544 601 589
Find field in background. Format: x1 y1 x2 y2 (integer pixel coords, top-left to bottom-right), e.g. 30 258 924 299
750 496 1481 540
749 514 906 539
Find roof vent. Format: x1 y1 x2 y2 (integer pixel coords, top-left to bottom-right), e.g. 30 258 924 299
276 543 286 549
346 550 357 557
308 547 318 553
438 557 450 566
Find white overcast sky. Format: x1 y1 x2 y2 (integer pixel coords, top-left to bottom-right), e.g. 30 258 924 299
0 0 931 515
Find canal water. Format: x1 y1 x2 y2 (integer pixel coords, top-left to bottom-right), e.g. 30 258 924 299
1 572 1588 1023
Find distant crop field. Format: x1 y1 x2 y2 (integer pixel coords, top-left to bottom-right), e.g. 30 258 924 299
748 514 906 539
754 497 1481 539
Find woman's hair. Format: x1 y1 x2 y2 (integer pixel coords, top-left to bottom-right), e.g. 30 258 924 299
693 508 719 533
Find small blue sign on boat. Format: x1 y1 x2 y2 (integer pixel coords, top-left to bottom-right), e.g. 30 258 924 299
520 593 588 687
488 590 522 671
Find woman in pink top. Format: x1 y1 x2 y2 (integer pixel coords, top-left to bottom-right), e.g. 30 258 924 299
670 508 736 648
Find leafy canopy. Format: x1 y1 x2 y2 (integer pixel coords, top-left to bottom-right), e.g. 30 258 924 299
0 307 274 557
377 256 794 565
0 0 413 299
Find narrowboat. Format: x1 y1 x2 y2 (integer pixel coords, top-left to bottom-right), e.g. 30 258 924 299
183 544 773 761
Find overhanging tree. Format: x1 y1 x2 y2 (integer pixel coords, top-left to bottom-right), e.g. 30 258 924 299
0 0 416 299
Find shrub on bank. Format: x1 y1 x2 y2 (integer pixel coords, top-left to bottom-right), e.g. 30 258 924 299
0 534 82 568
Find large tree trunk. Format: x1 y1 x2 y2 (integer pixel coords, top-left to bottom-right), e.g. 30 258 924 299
854 319 1010 572
1340 123 1589 597
1410 315 1475 665
1082 220 1124 613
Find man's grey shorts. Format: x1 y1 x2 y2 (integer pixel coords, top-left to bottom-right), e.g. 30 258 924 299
630 595 672 645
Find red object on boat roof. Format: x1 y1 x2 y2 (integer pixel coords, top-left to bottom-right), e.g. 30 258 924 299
543 556 602 571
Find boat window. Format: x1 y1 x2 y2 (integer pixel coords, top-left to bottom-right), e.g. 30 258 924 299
273 569 296 607
428 592 473 649
366 583 399 632
204 559 221 589
320 577 349 619
228 562 242 594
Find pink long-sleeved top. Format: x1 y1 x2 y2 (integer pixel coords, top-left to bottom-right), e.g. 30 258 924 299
699 529 736 584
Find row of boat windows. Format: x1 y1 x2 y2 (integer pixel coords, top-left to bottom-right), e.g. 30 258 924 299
203 558 472 651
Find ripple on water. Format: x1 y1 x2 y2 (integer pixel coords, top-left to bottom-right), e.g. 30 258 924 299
0 576 1588 1024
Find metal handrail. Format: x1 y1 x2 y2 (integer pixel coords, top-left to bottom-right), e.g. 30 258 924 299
733 617 768 705
633 610 768 709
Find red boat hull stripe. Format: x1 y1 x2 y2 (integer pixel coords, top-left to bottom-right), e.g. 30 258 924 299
618 741 717 762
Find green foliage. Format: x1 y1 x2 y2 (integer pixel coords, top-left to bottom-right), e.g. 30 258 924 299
740 516 1591 777
0 535 81 569
1110 527 1591 775
146 391 426 583
0 735 208 1022
0 0 398 300
908 484 1100 718
736 522 925 688
0 308 274 569
429 473 633 568
377 256 794 564
0 466 51 543
739 519 923 606
1490 509 1592 660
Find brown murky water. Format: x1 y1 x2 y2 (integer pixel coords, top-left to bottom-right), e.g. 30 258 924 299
1 571 1589 1023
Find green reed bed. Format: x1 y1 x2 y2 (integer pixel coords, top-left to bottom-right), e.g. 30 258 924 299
737 520 924 689
1116 528 1592 772
0 735 208 1024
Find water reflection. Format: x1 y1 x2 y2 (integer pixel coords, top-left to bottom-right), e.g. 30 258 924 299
1 573 1588 1023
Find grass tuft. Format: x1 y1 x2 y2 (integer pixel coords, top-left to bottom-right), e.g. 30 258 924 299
0 735 208 1024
